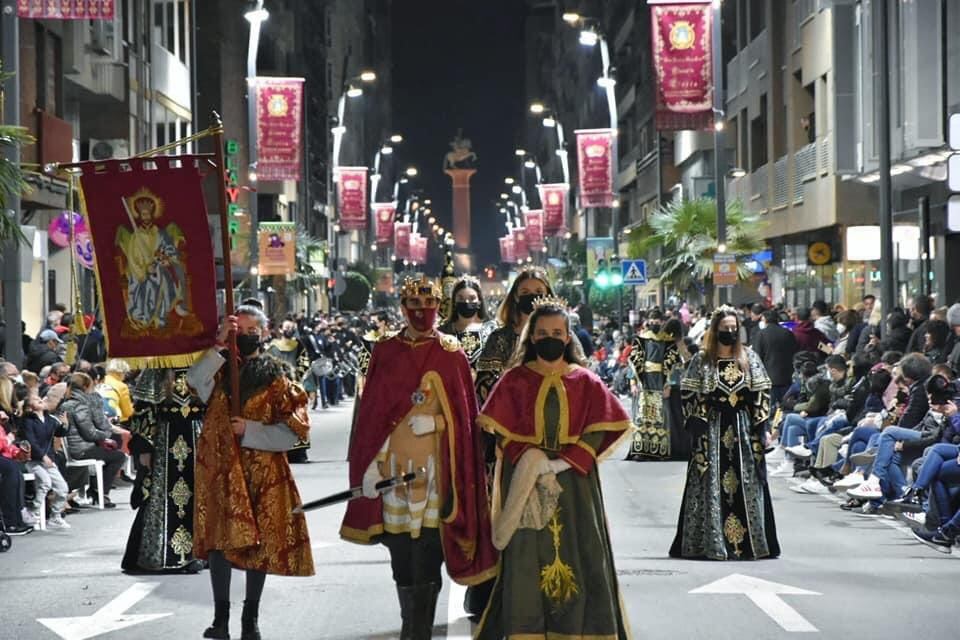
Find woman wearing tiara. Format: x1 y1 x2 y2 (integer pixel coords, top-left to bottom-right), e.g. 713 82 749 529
475 297 632 639
670 306 780 560
438 276 496 377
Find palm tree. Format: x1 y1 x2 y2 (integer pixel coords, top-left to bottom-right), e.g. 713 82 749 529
284 228 326 302
635 198 766 297
0 66 33 245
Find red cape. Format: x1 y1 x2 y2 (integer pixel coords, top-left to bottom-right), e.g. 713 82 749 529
340 331 498 586
478 363 631 474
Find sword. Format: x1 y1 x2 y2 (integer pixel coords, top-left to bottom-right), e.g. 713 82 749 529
292 466 426 514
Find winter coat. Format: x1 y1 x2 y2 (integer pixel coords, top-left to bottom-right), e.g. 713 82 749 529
897 381 930 430
794 375 831 417
24 340 61 374
754 323 799 387
792 321 829 356
20 412 66 461
62 390 113 457
906 320 928 354
815 316 838 343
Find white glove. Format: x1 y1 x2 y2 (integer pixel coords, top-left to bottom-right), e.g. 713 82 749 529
362 460 383 499
409 414 436 436
538 457 571 476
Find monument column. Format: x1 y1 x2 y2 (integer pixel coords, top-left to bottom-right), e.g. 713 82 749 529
445 167 476 273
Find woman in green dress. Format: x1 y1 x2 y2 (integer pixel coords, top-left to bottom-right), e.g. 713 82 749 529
670 306 780 560
476 298 632 639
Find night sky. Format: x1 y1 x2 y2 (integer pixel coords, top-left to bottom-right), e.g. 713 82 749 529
392 0 527 271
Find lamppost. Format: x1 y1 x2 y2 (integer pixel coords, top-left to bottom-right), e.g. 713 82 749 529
244 1 269 303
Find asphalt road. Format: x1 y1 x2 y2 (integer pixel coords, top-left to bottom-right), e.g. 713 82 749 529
2 399 956 640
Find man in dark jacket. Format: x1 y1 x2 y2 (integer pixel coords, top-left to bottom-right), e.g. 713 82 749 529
792 307 829 357
906 296 933 354
754 309 798 407
24 329 63 375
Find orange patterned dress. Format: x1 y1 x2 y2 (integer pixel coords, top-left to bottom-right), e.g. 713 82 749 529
194 369 314 576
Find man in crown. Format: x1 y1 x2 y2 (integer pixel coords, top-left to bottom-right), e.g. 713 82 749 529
341 275 497 640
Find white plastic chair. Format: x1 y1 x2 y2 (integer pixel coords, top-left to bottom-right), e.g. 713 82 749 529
62 446 105 510
21 472 45 530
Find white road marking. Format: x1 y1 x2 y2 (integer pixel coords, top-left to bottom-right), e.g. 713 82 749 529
690 574 820 633
37 582 171 640
445 581 473 639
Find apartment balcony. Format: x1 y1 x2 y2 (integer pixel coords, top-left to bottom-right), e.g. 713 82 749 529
151 43 192 114
726 29 768 114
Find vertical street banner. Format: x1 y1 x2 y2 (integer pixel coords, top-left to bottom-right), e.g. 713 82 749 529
18 0 114 19
257 221 296 276
408 232 422 264
524 210 545 252
575 129 616 208
373 203 396 245
337 167 368 232
650 2 714 131
394 221 412 260
413 235 429 265
586 236 615 279
512 228 530 261
252 77 305 180
72 156 217 367
538 183 569 236
499 235 515 264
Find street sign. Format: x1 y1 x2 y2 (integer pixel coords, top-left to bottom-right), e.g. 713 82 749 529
713 253 738 287
621 259 648 285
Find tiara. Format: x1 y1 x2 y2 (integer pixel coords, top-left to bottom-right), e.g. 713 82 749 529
532 294 568 311
711 304 737 318
518 265 548 278
400 275 441 299
458 274 481 287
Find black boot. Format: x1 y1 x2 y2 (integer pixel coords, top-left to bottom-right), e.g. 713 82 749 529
412 583 441 640
397 586 416 640
240 599 261 640
203 600 230 639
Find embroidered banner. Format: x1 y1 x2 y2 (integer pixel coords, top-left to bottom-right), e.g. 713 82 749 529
651 2 714 131
373 203 396 246
394 222 412 260
499 235 515 264
524 210 545 252
74 156 217 367
575 129 616 208
18 0 114 19
512 228 529 261
337 167 368 232
409 233 428 265
537 183 569 236
258 221 296 276
252 77 304 180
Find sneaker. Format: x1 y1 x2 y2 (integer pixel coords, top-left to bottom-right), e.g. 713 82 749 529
848 476 883 500
769 460 795 477
838 444 848 459
796 478 830 494
766 446 785 462
840 498 864 511
786 444 813 458
833 472 866 489
849 448 878 467
46 515 71 530
888 489 924 513
899 511 926 528
853 502 885 518
912 528 953 554
20 509 37 526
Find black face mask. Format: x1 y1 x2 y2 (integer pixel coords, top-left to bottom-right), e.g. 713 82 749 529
717 330 738 347
282 329 296 339
648 323 661 334
533 337 567 362
517 294 539 315
455 301 481 319
237 334 261 357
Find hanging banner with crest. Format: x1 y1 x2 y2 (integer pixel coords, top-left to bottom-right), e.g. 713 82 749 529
575 129 616 208
499 235 515 264
394 221 412 260
18 0 114 19
337 167 368 232
524 210 545 252
650 1 714 131
537 183 569 236
252 77 305 180
373 203 396 246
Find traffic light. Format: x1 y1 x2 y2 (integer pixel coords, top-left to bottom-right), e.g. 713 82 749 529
594 258 611 289
610 255 623 286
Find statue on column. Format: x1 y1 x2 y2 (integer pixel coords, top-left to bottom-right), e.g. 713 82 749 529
443 129 478 170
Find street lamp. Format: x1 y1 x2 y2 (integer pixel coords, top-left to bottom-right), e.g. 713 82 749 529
359 70 377 83
346 85 363 98
579 29 599 47
405 167 419 177
562 12 581 25
390 134 404 144
504 177 515 185
530 102 546 114
515 148 527 157
380 144 394 155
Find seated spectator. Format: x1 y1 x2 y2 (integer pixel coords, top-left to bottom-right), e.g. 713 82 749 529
21 393 70 529
39 362 70 397
771 360 831 477
811 300 838 343
835 309 866 357
866 311 911 359
923 319 951 365
792 307 830 358
62 373 125 509
25 329 64 375
0 410 32 536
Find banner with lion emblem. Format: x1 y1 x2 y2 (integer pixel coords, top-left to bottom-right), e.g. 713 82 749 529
74 156 218 368
253 77 305 181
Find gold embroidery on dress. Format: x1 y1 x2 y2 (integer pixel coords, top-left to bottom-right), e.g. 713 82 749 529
174 373 190 397
722 426 736 454
169 435 192 472
170 525 193 563
722 468 740 505
724 513 746 558
720 361 742 385
539 509 579 609
694 434 709 475
170 477 193 518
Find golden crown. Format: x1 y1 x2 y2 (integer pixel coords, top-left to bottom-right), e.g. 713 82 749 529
531 294 569 311
400 275 442 299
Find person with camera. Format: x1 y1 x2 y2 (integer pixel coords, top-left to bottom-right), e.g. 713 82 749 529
21 393 70 529
0 411 33 536
62 372 125 509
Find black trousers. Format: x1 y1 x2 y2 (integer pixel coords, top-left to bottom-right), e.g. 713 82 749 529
381 529 444 587
0 456 25 528
73 447 125 494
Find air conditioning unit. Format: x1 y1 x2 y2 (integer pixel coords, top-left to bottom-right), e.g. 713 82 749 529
88 139 131 161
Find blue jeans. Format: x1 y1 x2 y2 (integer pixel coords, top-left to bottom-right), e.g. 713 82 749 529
807 414 849 455
914 444 960 491
931 459 960 529
834 424 881 471
782 414 823 447
873 427 924 501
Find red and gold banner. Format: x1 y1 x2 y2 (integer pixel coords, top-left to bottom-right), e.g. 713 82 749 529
651 2 714 131
337 167 368 232
257 221 296 276
73 156 217 367
576 129 616 208
409 233 428 265
499 235 515 264
538 183 569 236
512 228 529 261
373 203 396 246
394 222 412 260
524 210 545 252
252 77 305 180
18 0 114 19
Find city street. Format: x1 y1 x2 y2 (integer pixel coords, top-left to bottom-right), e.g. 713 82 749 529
2 402 956 640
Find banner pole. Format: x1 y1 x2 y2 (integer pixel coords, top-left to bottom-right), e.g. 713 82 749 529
212 112 241 416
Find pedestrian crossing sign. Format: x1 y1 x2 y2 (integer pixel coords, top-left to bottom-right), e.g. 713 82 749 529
621 259 647 285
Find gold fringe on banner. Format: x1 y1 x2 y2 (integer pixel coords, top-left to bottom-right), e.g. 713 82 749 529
116 349 211 370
